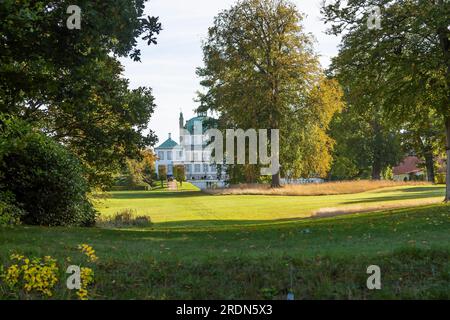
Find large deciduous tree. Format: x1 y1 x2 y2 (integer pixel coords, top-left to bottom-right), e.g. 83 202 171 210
0 0 162 188
322 0 450 200
400 108 445 183
329 104 403 180
197 0 344 187
173 165 186 187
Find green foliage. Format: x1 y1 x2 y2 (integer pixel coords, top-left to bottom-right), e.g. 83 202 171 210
226 165 249 185
158 165 167 188
225 164 260 185
382 166 394 181
107 209 152 228
323 0 449 119
173 165 186 185
108 185 149 192
399 109 445 183
330 107 403 180
158 165 167 181
0 1 161 189
141 150 158 187
119 161 143 188
282 78 344 179
0 0 161 64
197 0 344 185
257 175 272 185
436 173 446 185
323 0 450 197
330 156 361 181
115 150 157 189
0 191 24 226
0 116 96 226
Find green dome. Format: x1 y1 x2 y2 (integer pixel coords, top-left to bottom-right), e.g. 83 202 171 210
156 137 178 149
185 116 217 134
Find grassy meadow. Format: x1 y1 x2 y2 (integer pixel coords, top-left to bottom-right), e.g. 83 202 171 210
206 180 432 196
96 183 445 227
1 183 449 299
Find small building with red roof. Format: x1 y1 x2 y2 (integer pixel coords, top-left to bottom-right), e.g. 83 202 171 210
393 156 425 181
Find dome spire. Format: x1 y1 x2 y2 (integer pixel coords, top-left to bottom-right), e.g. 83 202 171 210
179 110 184 129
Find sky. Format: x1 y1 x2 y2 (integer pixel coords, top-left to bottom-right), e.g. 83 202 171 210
119 0 341 146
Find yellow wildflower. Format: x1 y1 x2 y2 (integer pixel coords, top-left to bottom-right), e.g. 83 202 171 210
78 244 98 263
76 267 95 300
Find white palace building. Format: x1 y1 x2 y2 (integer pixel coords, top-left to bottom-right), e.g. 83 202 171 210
155 111 227 186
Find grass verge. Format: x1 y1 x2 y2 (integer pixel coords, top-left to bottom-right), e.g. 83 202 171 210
1 204 449 299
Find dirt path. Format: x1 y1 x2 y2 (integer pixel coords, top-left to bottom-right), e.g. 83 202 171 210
168 180 178 191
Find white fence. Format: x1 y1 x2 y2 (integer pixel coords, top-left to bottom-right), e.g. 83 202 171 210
189 178 324 190
281 178 324 185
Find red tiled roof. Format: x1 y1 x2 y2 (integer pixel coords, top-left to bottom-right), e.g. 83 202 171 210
393 156 423 175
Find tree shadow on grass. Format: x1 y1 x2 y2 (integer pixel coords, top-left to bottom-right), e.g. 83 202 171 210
394 186 444 193
370 186 444 194
96 218 309 233
343 188 444 205
7 205 444 250
98 203 447 234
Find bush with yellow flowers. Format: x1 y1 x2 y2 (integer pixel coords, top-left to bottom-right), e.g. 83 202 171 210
1 254 59 297
0 244 99 300
78 244 98 263
77 267 95 300
71 244 97 300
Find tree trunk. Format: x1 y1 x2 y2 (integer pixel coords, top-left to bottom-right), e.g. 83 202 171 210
271 172 281 188
424 150 435 183
437 1 449 201
371 159 382 180
371 119 382 180
444 121 450 203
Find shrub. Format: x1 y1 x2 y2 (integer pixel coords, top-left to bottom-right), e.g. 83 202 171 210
98 209 152 228
382 166 394 180
1 254 59 297
113 209 152 227
173 165 186 185
0 116 97 226
108 185 149 191
435 173 446 185
0 191 24 226
1 244 98 300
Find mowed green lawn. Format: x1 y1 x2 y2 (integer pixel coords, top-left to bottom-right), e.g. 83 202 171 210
97 184 446 228
1 184 449 299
